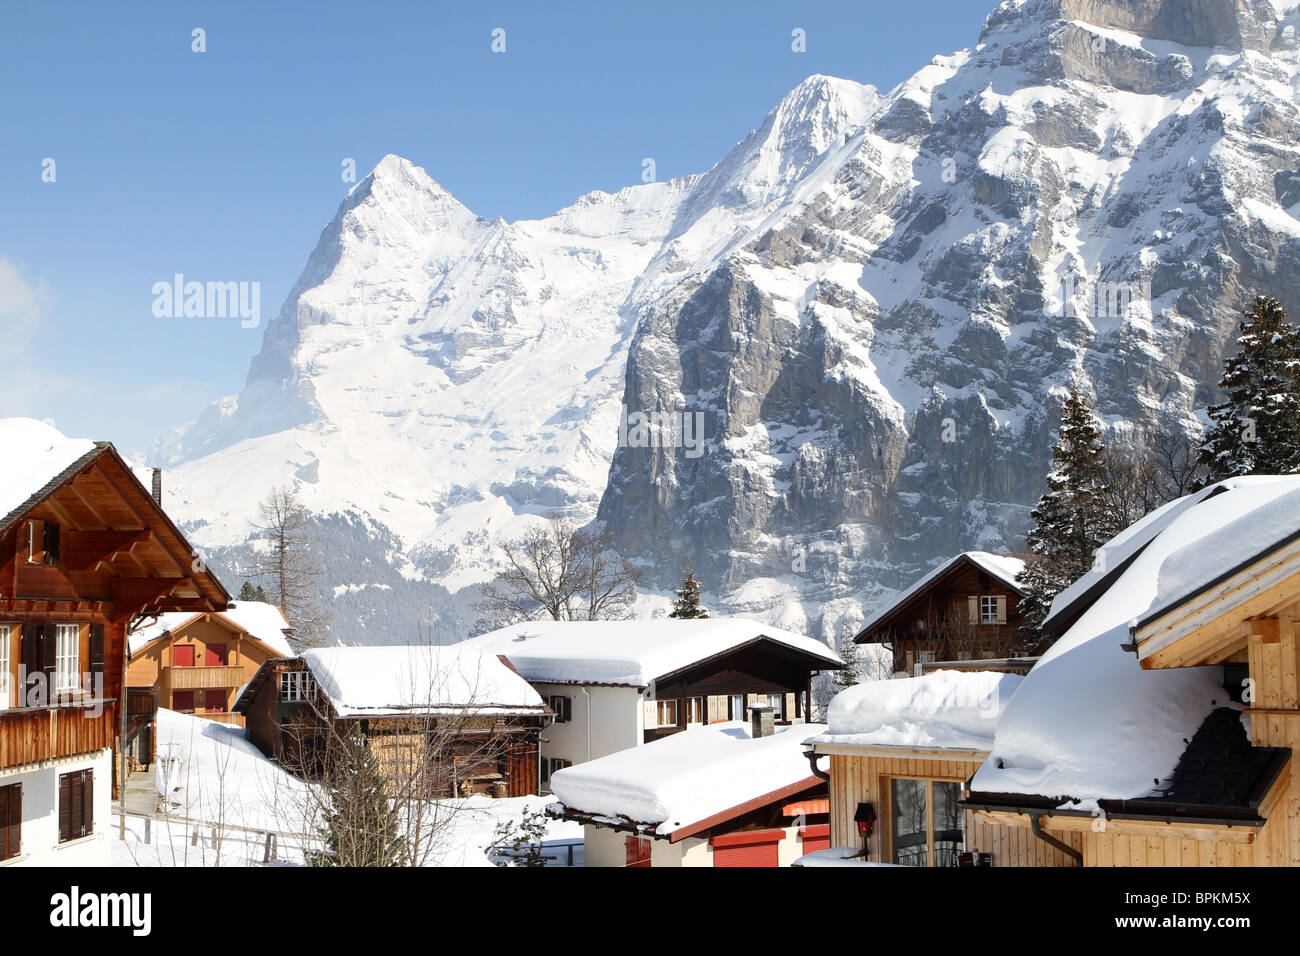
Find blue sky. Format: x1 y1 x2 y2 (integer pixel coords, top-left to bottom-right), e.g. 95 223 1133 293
0 0 990 456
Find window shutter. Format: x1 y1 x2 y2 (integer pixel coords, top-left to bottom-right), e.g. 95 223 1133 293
967 596 979 625
58 775 72 843
1 784 19 861
39 625 54 690
43 522 61 564
642 698 658 729
20 625 39 703
995 595 1007 625
90 624 105 688
82 770 93 838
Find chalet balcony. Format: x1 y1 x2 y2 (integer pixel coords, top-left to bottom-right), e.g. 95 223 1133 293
162 665 247 692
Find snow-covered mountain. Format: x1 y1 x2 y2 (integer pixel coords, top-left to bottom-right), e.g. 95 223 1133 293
155 0 1300 643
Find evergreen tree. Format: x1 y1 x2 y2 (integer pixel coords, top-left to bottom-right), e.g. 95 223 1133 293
835 626 861 691
237 580 268 602
668 561 709 619
313 727 405 867
1016 391 1118 629
1199 296 1300 482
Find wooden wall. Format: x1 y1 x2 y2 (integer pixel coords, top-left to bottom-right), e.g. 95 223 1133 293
827 752 1082 867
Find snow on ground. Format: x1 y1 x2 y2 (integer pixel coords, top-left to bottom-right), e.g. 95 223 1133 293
112 709 580 867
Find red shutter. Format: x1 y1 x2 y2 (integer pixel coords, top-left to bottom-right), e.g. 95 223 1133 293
173 645 195 667
205 644 228 666
710 828 786 867
625 836 652 868
799 824 831 854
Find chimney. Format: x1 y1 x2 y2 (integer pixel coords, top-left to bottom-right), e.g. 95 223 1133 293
151 468 163 506
750 704 775 739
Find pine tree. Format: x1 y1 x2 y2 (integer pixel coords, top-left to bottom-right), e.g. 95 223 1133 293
1199 296 1300 482
313 727 405 867
835 626 861 691
1016 391 1119 629
668 561 709 619
237 580 268 602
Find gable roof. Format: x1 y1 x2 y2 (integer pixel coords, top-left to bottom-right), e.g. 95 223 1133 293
301 644 547 717
855 551 1026 641
463 618 841 687
549 721 827 841
969 475 1300 806
129 601 294 657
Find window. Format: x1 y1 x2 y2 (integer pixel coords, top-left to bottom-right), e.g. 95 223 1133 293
980 595 998 624
58 770 92 843
279 671 316 702
889 778 964 867
728 694 745 721
204 689 227 713
26 520 59 566
0 625 10 710
55 624 79 694
548 695 572 723
685 697 705 725
541 757 572 786
0 783 19 861
655 699 677 727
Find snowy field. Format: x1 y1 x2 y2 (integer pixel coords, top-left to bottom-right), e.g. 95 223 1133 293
111 710 582 867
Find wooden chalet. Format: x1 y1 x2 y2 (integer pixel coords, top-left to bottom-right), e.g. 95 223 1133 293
126 601 293 762
234 645 551 798
856 551 1029 676
962 477 1300 866
0 420 228 865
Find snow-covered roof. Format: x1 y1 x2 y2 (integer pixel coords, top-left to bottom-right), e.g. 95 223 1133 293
807 670 1023 752
972 475 1300 804
857 552 1025 637
302 644 546 717
549 721 826 838
464 618 840 687
0 418 97 527
128 601 295 657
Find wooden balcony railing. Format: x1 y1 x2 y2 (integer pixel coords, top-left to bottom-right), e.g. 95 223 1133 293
163 665 246 692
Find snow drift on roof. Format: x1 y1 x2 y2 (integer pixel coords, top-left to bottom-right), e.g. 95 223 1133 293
0 418 96 524
549 721 826 836
303 644 545 717
129 601 295 657
464 617 840 686
858 552 1025 636
973 476 1300 803
807 670 1022 751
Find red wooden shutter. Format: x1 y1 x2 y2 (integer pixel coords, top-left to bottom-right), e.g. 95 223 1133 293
206 644 228 666
625 836 652 868
174 645 195 667
710 829 786 867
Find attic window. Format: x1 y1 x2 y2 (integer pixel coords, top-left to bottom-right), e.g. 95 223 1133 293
26 520 60 566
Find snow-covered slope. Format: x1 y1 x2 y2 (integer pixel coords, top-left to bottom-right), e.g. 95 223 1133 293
154 0 1300 643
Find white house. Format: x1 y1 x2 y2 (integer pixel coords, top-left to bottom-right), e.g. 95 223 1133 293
549 708 831 867
464 618 842 789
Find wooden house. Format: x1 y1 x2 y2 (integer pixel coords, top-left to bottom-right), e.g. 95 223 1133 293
551 707 830 867
465 618 842 789
0 419 228 866
960 476 1300 866
126 601 293 756
855 552 1029 676
234 644 551 798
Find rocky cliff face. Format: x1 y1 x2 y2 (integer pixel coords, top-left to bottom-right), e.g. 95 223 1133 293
158 0 1300 642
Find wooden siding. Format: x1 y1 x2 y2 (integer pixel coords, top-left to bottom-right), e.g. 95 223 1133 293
827 752 1082 867
0 704 116 768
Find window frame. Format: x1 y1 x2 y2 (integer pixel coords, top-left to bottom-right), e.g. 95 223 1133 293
548 695 572 723
58 769 92 844
979 595 999 625
655 698 678 727
886 775 966 867
0 625 10 711
279 670 316 703
54 624 80 694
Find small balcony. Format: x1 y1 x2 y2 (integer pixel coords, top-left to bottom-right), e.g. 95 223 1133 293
162 664 246 692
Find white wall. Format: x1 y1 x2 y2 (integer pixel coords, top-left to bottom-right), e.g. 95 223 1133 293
537 683 643 784
0 749 111 867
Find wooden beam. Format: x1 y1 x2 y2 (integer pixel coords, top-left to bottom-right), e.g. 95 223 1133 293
66 478 114 530
63 529 154 573
971 809 1259 844
1243 617 1282 644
